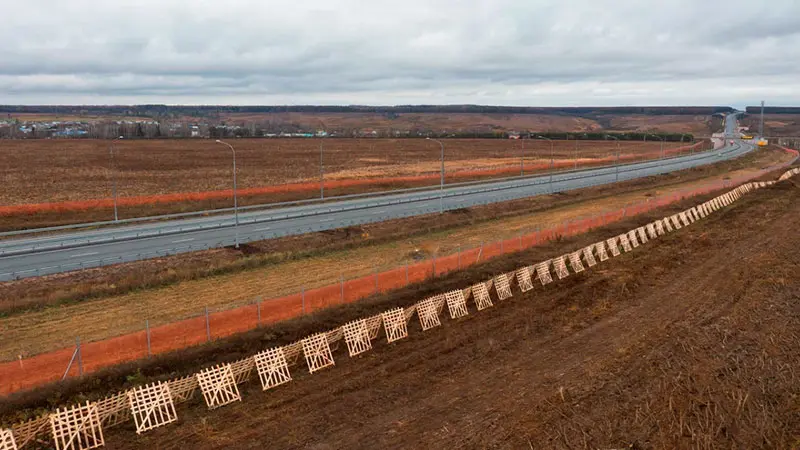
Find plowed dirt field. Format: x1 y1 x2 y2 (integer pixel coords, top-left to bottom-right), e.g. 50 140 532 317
98 172 800 448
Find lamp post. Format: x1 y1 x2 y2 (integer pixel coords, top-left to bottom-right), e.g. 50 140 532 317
520 135 525 176
426 137 445 213
535 135 554 191
605 135 621 182
319 141 324 199
108 136 124 222
647 134 666 159
215 139 240 248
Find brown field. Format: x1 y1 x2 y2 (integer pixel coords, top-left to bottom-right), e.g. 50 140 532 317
0 147 787 362
742 113 800 136
3 162 797 449
0 138 703 231
215 112 718 135
0 138 693 205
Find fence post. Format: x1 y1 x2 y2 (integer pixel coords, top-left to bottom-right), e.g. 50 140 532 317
205 307 211 342
432 255 436 277
256 296 262 326
146 320 151 358
340 274 344 303
76 337 83 376
457 246 461 269
405 264 409 285
302 286 306 314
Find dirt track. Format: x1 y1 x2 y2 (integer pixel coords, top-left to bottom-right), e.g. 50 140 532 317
101 173 800 448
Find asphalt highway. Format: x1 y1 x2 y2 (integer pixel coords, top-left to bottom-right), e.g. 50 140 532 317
0 118 750 280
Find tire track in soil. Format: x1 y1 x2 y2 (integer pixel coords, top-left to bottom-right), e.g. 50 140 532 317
102 178 800 448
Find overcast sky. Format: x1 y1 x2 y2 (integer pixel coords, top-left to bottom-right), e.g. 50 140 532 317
2 0 799 107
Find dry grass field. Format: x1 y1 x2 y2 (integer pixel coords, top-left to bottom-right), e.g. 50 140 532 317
0 138 691 205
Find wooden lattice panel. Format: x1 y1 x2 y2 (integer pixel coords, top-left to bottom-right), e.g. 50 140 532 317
95 392 130 429
516 267 534 292
445 290 469 319
11 416 49 449
662 217 674 232
416 296 443 330
196 364 241 410
229 357 255 385
670 215 683 229
712 198 720 210
382 308 408 343
636 227 648 244
553 256 570 279
627 230 640 248
167 375 198 404
646 223 658 239
302 333 335 373
471 282 493 310
365 315 383 339
618 234 633 252
690 207 700 221
655 219 665 236
494 273 513 300
679 212 690 227
697 205 707 218
254 347 292 391
568 251 585 273
595 241 609 261
128 382 177 434
582 246 597 267
535 260 554 285
50 402 104 450
0 429 17 450
342 319 372 357
606 237 621 256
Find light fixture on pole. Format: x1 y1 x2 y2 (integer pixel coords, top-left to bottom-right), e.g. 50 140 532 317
605 135 621 182
426 137 445 214
535 136 554 191
109 136 124 222
215 139 240 248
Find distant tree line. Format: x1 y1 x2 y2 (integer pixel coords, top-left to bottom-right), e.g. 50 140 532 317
0 104 734 118
745 106 800 114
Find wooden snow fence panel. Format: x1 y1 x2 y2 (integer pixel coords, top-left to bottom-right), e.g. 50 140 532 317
382 308 408 343
494 273 513 300
471 282 493 310
535 260 554 285
516 266 534 292
127 382 178 434
582 245 597 267
342 319 372 357
49 402 104 450
196 364 241 410
444 290 469 319
254 347 292 391
302 333 335 373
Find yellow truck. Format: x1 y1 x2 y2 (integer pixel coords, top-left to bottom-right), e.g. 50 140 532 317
741 134 753 140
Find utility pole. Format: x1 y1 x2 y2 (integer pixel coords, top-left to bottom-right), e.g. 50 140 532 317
319 141 324 199
759 100 765 138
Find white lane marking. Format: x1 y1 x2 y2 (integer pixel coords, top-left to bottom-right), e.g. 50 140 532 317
172 238 195 244
70 252 98 258
319 218 335 222
254 226 271 232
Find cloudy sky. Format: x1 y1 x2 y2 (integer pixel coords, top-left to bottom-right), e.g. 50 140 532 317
2 0 799 106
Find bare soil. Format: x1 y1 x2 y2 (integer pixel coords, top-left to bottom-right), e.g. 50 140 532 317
94 169 800 449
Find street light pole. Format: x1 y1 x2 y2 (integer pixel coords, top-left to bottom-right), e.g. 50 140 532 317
109 136 123 222
426 137 445 213
536 136 554 192
605 135 621 182
319 141 324 199
520 136 525 176
215 139 240 248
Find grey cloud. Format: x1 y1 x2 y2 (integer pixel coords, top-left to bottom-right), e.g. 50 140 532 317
2 0 800 105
